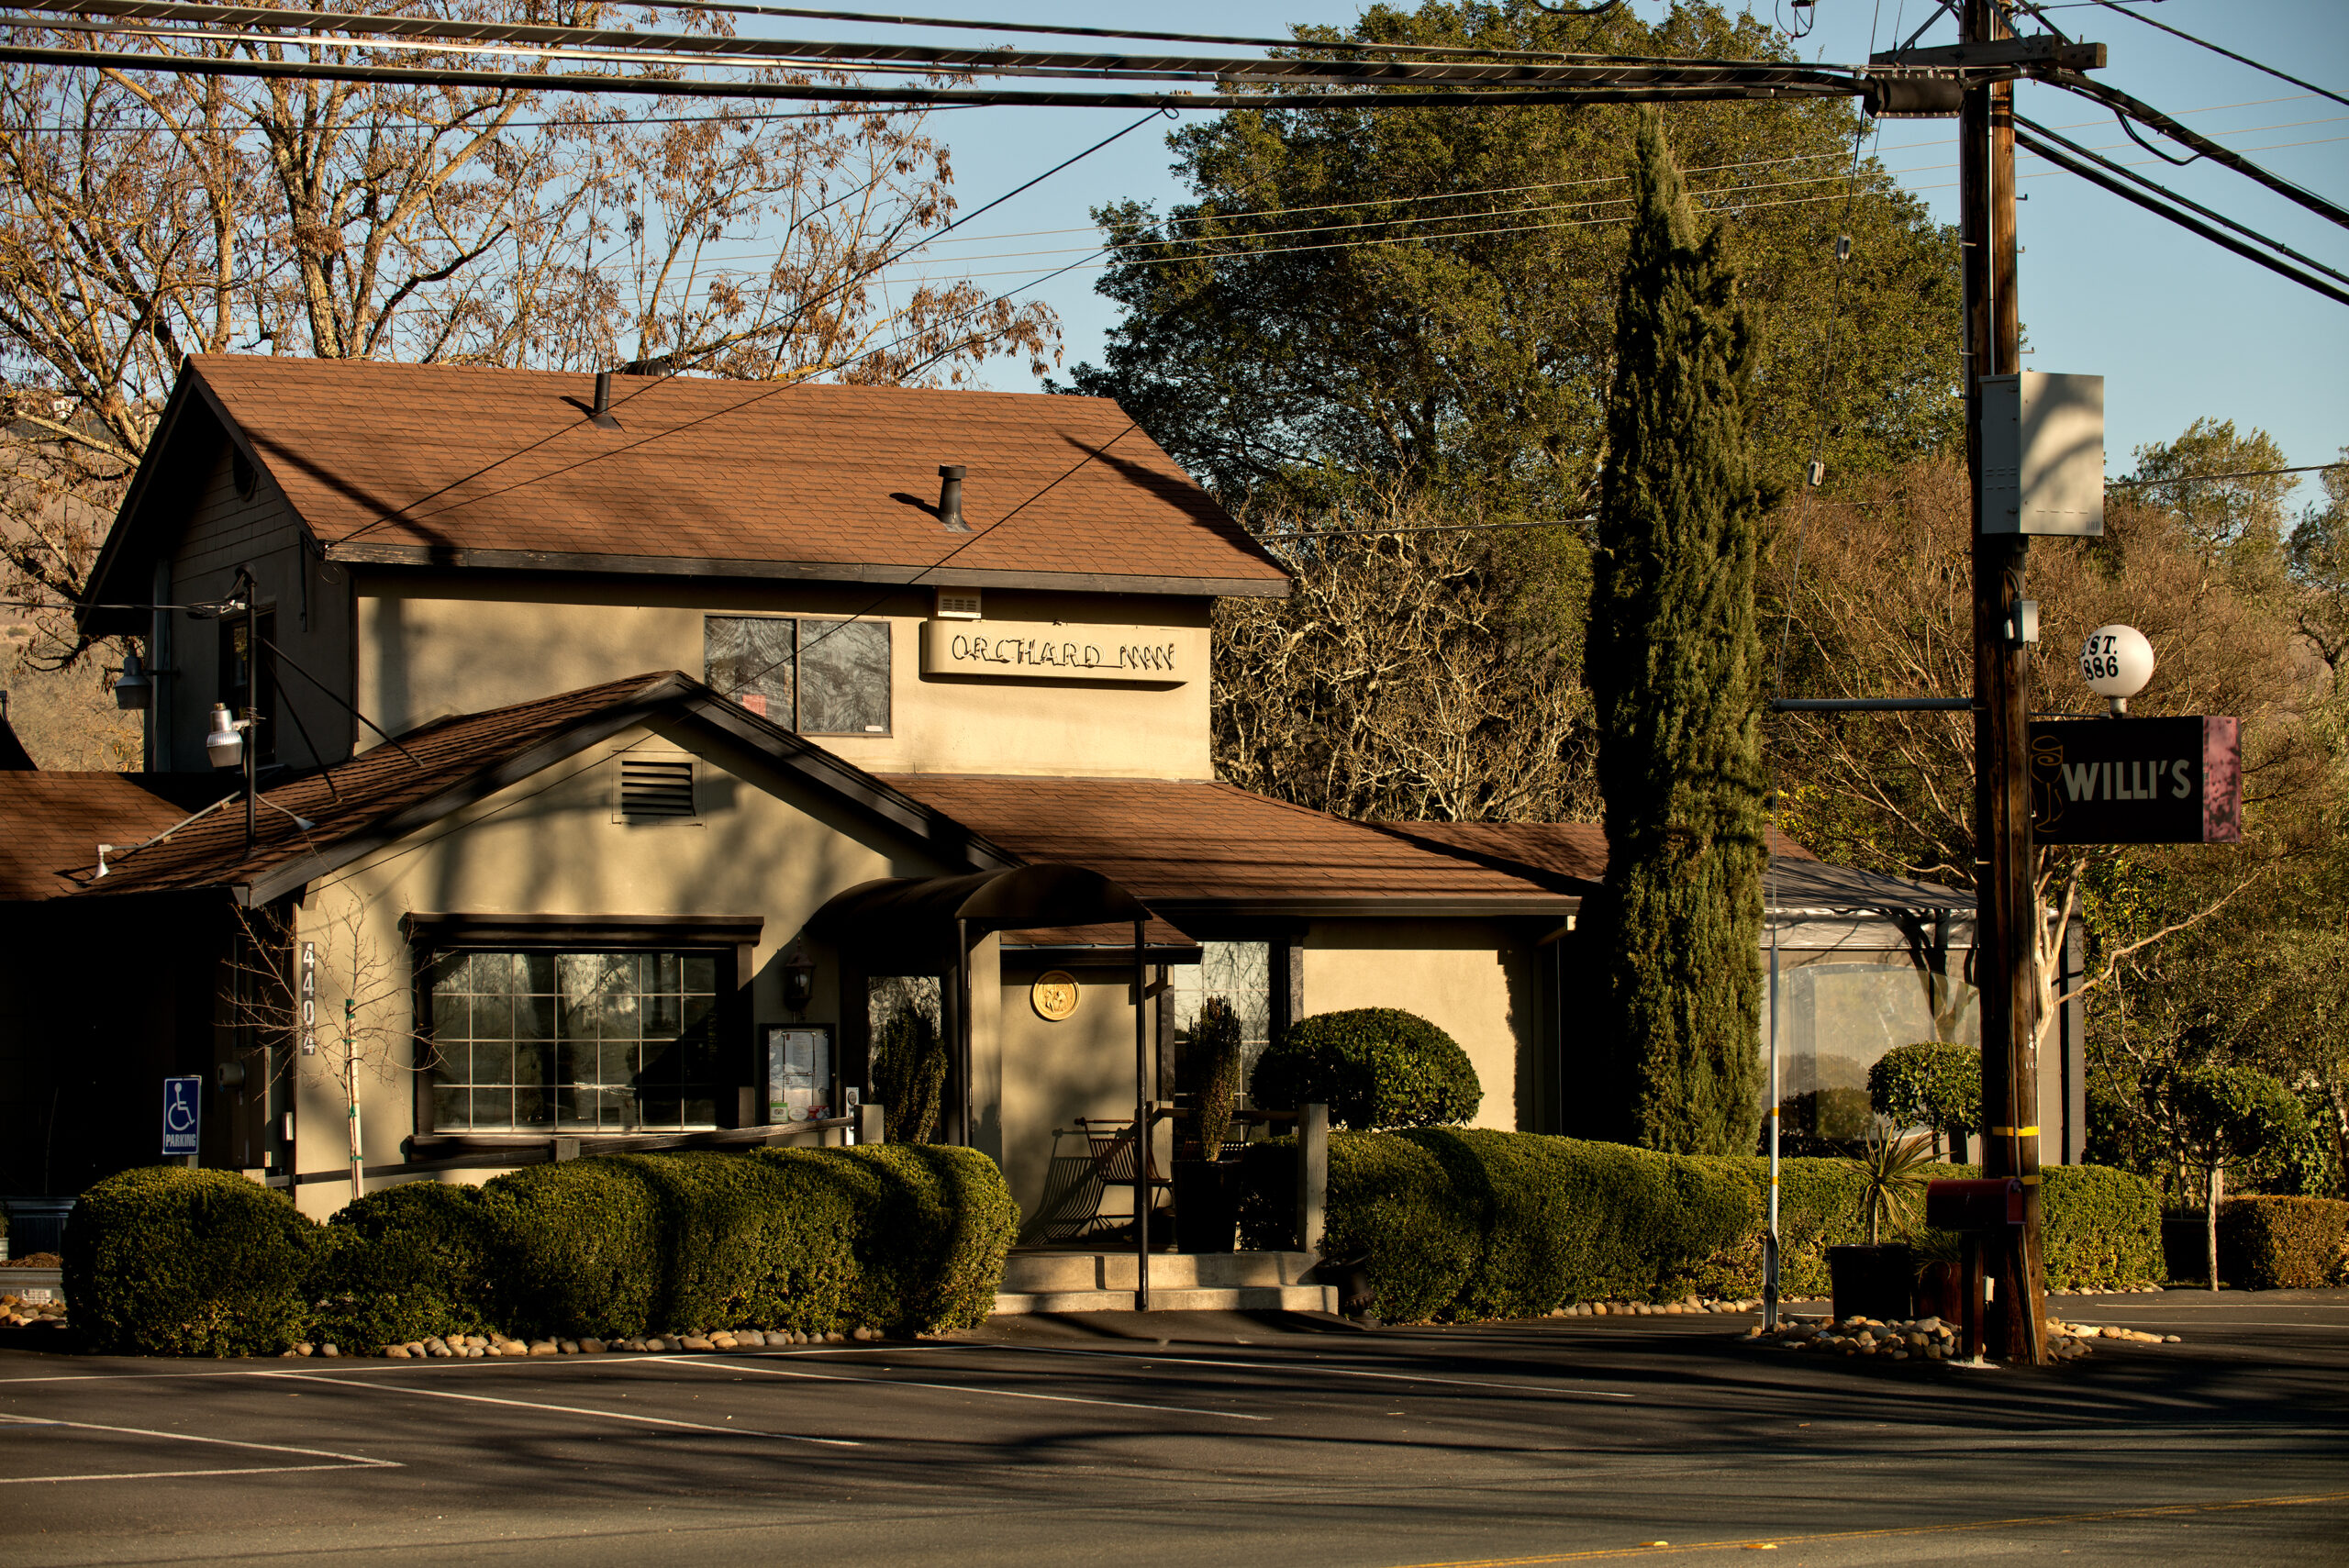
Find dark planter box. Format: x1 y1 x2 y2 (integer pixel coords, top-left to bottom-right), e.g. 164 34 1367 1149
1174 1159 1238 1254
1827 1243 1915 1321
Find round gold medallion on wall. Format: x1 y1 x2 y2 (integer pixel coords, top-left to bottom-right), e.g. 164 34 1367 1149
1030 970 1080 1022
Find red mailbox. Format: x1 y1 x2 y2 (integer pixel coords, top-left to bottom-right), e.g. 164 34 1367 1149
1925 1177 2023 1231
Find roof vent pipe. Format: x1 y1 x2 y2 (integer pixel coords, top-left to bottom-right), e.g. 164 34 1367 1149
937 464 969 532
589 371 620 429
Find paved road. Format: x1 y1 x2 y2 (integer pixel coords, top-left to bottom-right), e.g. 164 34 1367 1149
1 1289 2343 1568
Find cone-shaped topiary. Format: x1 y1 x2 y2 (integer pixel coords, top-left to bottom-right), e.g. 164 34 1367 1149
1579 105 1770 1156
1252 1007 1481 1130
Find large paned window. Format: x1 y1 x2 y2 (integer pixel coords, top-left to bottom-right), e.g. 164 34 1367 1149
705 615 890 736
1769 961 1979 1144
427 950 723 1131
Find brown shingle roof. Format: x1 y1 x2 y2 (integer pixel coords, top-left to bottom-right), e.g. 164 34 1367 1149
1373 821 1819 886
878 775 1575 911
78 673 687 897
181 356 1287 592
0 773 210 900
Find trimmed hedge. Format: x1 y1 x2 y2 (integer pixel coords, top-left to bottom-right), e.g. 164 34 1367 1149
1251 1007 1483 1129
63 1168 316 1357
67 1145 1020 1356
1241 1129 2164 1322
2217 1195 2349 1289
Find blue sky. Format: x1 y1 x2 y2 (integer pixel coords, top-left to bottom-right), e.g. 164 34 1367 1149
808 2 2347 506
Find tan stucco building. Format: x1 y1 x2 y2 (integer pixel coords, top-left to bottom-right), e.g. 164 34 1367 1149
3 355 2066 1224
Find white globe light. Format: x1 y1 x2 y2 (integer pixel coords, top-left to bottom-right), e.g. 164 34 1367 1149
2078 624 2154 700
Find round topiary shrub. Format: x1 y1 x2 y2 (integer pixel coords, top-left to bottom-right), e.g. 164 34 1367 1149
63 1166 317 1356
313 1180 504 1353
1251 1007 1482 1130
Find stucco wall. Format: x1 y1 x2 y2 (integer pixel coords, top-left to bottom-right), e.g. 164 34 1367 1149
354 574 1212 780
282 716 961 1218
1302 920 1542 1132
996 956 1155 1235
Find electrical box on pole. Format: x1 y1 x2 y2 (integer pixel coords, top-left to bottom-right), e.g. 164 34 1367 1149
1978 372 2104 537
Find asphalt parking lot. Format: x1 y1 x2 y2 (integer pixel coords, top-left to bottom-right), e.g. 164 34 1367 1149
2 1289 2343 1568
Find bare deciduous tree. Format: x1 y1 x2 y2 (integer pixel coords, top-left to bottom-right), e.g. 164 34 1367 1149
1214 493 1596 822
1 9 1057 675
228 897 430 1204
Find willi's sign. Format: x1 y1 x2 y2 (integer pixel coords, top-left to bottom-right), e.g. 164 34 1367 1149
2029 717 2241 845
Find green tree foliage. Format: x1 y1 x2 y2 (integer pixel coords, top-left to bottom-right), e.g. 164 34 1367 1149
1868 1041 1983 1155
2123 419 2296 587
1577 106 1767 1156
2170 1063 2310 1289
1182 995 1246 1155
871 1004 948 1146
1252 1007 1483 1129
1067 1 1960 518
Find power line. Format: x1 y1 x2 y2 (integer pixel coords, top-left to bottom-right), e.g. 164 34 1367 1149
2013 114 2349 291
323 106 1168 550
2113 463 2343 487
2014 127 2349 308
2050 70 2349 233
2085 0 2349 112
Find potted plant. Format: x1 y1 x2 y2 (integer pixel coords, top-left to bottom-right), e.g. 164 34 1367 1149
1827 1129 1934 1320
1174 996 1244 1253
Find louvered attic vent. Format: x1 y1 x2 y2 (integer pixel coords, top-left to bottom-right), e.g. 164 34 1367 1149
619 758 696 821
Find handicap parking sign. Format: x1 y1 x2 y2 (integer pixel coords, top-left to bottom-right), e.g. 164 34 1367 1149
161 1075 202 1158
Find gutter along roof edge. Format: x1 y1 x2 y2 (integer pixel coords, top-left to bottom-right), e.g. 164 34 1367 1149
326 541 1294 598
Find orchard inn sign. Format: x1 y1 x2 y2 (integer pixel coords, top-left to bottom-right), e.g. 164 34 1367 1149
918 619 1192 684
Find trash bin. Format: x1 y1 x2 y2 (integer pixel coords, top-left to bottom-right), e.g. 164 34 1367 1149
2 1196 76 1258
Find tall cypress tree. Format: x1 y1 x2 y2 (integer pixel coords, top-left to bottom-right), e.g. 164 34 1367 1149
1581 107 1770 1156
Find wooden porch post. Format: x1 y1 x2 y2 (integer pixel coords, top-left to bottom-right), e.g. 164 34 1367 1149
1135 914 1150 1311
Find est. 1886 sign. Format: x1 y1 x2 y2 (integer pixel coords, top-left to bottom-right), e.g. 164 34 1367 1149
2029 717 2242 845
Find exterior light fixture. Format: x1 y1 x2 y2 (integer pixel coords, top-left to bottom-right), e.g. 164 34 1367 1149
781 945 817 1013
2078 623 2154 717
206 702 248 768
112 651 153 710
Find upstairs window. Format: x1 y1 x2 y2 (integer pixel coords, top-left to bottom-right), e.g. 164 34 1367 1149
705 616 890 736
218 611 276 764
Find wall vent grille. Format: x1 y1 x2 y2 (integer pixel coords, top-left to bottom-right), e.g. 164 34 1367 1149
619 758 696 820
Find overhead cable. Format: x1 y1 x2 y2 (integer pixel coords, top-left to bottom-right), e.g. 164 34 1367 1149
2051 70 2349 233
2015 128 2349 308
2013 114 2349 289
2087 0 2349 112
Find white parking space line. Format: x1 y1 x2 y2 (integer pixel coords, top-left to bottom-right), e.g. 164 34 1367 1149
0 1342 963 1387
1 1462 380 1485
993 1344 1641 1399
665 1352 1275 1421
0 1410 400 1485
257 1370 863 1447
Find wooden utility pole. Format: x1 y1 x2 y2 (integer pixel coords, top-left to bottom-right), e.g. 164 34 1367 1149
1961 0 2048 1365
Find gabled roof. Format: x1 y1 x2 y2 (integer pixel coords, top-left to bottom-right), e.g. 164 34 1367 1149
83 356 1288 631
879 775 1579 916
76 673 1018 905
0 773 219 900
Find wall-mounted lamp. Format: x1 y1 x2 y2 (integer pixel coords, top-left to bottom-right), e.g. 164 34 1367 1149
112 651 153 710
782 945 817 1013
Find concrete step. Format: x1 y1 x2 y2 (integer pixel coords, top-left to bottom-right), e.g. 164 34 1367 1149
1000 1249 1320 1296
993 1284 1338 1316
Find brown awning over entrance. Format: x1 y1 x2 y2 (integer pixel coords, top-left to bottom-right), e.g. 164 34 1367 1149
810 862 1152 971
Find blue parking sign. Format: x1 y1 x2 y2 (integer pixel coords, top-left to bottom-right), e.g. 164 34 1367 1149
161 1075 202 1158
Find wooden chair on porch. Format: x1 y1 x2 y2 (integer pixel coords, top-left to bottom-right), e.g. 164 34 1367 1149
1023 1113 1173 1243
